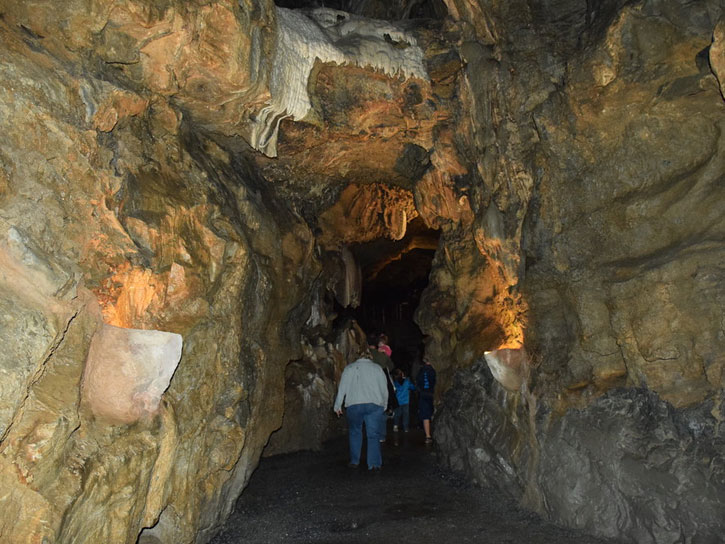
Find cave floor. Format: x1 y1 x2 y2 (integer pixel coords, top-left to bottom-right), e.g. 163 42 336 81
211 429 621 544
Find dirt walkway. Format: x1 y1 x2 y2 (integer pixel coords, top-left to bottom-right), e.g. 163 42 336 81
211 430 621 544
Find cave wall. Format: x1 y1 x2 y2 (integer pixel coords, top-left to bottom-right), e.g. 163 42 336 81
436 361 725 543
416 0 724 396
0 2 328 541
2 0 725 541
427 0 725 541
523 1 725 407
0 0 453 541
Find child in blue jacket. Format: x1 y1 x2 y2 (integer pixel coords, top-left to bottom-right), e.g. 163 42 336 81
392 368 416 432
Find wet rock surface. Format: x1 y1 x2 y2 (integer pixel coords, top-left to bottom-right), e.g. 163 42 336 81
212 432 621 544
436 361 725 544
540 388 725 543
1 0 724 541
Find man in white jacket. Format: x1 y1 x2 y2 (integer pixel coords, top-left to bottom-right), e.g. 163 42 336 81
334 352 389 471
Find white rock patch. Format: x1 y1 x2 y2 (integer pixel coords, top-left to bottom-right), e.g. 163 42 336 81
249 7 429 156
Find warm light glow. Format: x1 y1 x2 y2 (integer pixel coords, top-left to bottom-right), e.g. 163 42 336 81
495 339 524 351
483 347 528 392
97 265 161 328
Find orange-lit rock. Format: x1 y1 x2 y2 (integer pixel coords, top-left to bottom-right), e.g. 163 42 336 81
92 90 148 132
0 13 322 542
711 19 725 99
416 231 527 392
4 0 275 139
1 0 724 542
318 183 418 247
415 169 474 228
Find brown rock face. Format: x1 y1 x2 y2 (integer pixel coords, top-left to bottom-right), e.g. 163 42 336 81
523 3 725 407
709 18 725 99
411 0 725 407
0 8 321 542
317 183 419 247
1 0 724 541
427 0 725 541
5 0 276 137
0 2 465 541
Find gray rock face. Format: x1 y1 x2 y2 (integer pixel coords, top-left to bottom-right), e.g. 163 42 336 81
539 389 725 544
264 319 367 456
435 362 725 544
435 361 534 500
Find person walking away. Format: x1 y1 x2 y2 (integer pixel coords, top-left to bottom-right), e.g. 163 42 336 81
392 368 415 433
368 334 393 372
416 358 436 444
334 351 388 471
367 334 395 443
377 333 392 357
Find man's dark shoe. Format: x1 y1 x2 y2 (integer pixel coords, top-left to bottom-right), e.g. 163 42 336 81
368 466 382 473
347 462 359 469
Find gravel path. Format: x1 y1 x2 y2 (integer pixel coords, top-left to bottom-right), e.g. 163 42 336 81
211 430 621 544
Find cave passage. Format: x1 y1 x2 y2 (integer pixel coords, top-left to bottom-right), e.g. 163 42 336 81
2 0 723 541
348 217 439 372
210 434 620 544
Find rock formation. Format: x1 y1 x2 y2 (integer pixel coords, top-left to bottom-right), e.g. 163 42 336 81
425 1 725 542
0 0 723 542
436 362 725 543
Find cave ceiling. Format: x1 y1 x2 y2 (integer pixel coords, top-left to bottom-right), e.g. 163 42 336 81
274 0 449 22
245 16 463 246
350 216 439 294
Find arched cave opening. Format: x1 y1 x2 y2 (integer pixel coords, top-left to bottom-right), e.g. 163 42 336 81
2 1 724 543
347 217 440 373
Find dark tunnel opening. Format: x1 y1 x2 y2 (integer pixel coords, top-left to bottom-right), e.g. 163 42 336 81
344 217 440 374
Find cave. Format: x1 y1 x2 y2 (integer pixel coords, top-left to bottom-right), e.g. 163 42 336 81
0 0 724 543
349 217 439 368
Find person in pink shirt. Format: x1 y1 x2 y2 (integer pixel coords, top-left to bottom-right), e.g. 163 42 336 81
377 333 392 357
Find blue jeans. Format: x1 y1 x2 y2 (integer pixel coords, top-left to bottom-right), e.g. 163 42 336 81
393 403 410 431
346 403 384 469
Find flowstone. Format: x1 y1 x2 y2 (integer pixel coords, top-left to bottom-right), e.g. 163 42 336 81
249 7 428 156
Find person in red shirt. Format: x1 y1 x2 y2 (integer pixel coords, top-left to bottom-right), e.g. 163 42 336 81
377 333 392 357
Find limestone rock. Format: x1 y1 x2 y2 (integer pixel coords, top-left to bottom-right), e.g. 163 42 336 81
1 0 724 541
521 2 725 407
253 21 462 225
436 363 725 544
539 389 725 543
435 360 532 499
429 1 725 539
420 0 725 408
709 18 725 99
249 7 429 156
0 11 325 542
317 184 419 248
416 232 526 391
